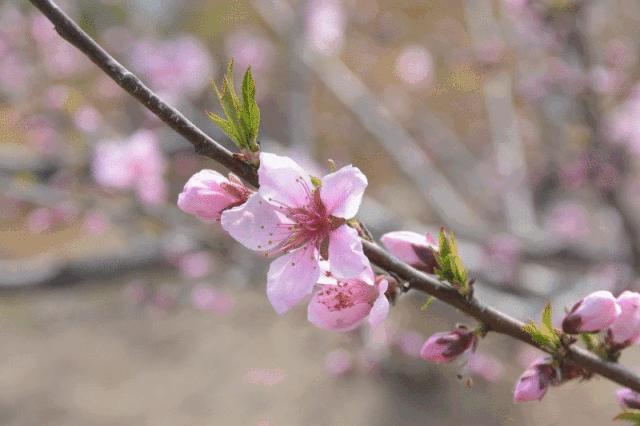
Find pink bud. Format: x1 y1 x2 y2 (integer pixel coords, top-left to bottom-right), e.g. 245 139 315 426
420 326 477 363
616 388 640 410
307 277 389 332
513 359 556 402
562 290 621 334
607 291 640 348
177 170 251 223
380 231 439 273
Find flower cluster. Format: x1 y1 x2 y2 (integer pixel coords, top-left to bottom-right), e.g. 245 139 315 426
178 152 389 331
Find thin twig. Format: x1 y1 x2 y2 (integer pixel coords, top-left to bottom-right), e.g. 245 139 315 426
27 0 640 393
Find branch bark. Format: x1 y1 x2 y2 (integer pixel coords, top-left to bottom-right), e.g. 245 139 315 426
27 0 640 393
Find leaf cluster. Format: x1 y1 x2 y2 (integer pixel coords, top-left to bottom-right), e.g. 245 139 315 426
522 302 561 351
208 61 260 153
434 228 470 296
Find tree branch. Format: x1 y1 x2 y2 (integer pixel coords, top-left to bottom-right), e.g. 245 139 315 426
27 0 640 393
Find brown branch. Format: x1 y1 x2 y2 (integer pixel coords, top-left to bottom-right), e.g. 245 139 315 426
27 0 640 393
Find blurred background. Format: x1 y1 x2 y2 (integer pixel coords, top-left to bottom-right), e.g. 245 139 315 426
2 0 640 424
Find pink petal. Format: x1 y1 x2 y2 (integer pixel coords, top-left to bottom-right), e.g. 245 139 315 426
608 291 640 346
328 224 371 279
307 280 376 332
380 231 428 265
320 165 367 218
221 193 289 252
258 152 313 208
267 245 321 314
368 279 389 327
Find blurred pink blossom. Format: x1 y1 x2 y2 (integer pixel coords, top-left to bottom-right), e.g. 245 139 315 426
73 106 103 134
190 284 234 315
83 210 108 235
130 36 215 99
92 130 167 205
179 251 212 279
244 368 286 386
325 348 353 377
394 45 434 87
225 30 274 75
306 0 345 55
545 201 589 241
394 329 424 358
466 352 505 383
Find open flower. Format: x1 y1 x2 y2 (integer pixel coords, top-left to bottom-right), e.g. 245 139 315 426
381 231 438 273
513 358 556 402
420 326 477 363
178 170 251 223
607 291 640 349
562 290 621 334
221 152 369 313
307 266 389 332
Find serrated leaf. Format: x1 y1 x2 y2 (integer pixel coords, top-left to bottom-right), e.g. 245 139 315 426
614 411 640 424
208 60 260 153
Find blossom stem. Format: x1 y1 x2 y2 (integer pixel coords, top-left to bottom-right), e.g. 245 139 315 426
28 0 640 393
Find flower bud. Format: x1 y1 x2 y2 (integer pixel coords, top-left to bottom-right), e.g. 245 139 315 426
307 277 389 332
420 326 477 363
562 290 621 334
381 231 438 273
513 359 556 402
177 170 251 222
616 388 640 410
607 291 640 349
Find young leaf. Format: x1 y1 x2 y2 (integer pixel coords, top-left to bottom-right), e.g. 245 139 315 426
614 411 640 425
523 303 560 350
434 228 470 295
209 60 261 154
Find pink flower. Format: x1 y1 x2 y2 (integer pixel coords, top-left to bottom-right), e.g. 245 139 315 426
178 170 251 223
380 231 438 273
92 130 167 205
420 326 477 363
562 290 621 334
221 152 369 314
616 388 640 410
607 291 640 349
307 267 389 332
513 358 556 402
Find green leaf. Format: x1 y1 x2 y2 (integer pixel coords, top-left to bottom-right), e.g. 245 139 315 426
614 411 640 424
523 322 554 348
420 296 436 311
522 303 560 350
209 60 261 153
434 228 469 294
